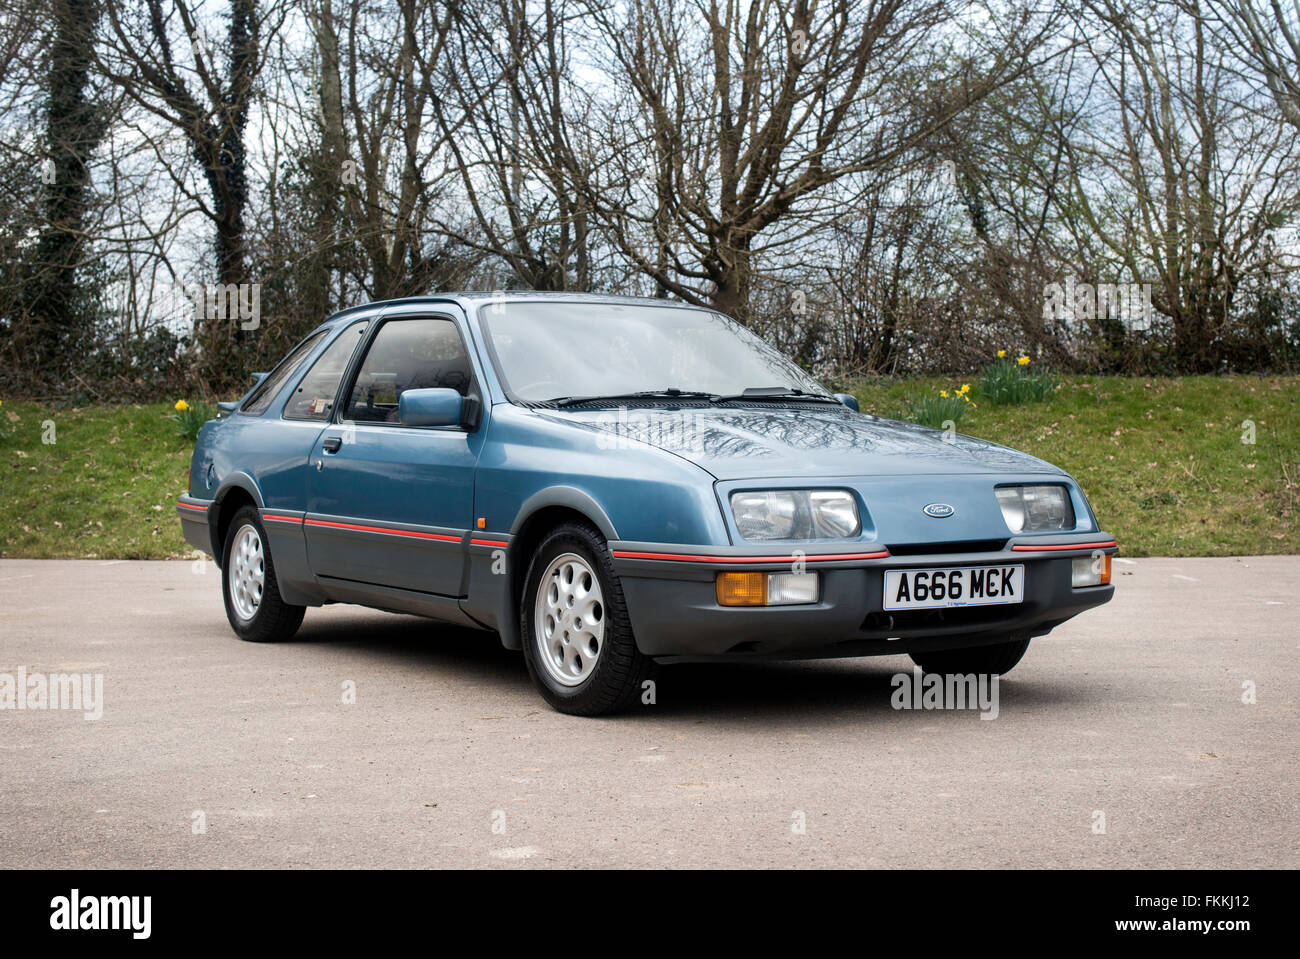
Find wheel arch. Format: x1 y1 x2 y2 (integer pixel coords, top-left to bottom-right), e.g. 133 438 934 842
498 490 618 650
209 474 264 567
509 487 618 542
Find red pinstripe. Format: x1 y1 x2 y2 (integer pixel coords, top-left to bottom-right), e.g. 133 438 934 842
612 549 889 564
1011 540 1117 552
302 518 461 542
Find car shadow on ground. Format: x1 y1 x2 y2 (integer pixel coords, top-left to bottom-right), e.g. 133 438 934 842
290 610 528 677
287 609 1096 721
645 660 1097 723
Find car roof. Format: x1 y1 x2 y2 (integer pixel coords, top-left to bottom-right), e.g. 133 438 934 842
321 291 709 327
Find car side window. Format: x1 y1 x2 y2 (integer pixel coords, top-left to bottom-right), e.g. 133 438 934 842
241 330 327 415
283 322 368 421
344 317 473 424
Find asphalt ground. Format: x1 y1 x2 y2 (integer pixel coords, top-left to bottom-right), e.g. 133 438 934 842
1 556 1296 868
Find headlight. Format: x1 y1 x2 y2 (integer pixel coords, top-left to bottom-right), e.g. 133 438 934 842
730 489 861 541
995 484 1075 533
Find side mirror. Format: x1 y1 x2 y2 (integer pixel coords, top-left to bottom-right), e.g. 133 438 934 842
398 388 463 427
460 393 483 431
833 393 860 413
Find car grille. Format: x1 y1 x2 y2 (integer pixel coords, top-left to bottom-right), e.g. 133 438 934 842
861 605 1019 633
885 539 1009 556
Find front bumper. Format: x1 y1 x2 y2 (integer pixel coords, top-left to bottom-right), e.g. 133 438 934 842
612 535 1117 662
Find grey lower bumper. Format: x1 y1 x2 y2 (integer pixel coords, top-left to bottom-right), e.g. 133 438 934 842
176 496 215 558
613 542 1116 662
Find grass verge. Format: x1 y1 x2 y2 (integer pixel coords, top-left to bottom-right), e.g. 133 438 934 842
1 377 1297 558
1 402 193 559
852 375 1300 556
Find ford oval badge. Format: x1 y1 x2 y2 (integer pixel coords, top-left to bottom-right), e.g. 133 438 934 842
923 503 955 518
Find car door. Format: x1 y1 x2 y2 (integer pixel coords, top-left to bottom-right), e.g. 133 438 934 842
304 313 480 597
242 319 371 600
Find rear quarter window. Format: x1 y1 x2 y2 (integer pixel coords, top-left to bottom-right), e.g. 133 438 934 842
283 322 368 421
240 331 328 415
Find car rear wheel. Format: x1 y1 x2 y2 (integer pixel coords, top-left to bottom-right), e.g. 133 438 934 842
221 505 305 643
520 522 655 715
909 636 1031 676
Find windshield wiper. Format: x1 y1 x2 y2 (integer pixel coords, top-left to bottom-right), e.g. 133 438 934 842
707 386 840 404
542 389 716 408
538 387 839 407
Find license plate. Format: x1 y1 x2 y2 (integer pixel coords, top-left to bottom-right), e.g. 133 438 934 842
883 565 1025 611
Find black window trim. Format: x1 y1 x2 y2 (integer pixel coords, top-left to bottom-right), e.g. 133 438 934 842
334 311 479 432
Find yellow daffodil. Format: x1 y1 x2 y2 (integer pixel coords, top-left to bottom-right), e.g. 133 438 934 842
175 399 190 412
959 384 970 394
1017 356 1030 366
997 349 1006 358
939 390 949 398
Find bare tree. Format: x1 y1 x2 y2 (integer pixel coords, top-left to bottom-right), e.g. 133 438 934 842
99 1 281 290
430 0 595 290
311 0 469 299
553 0 1052 322
1050 0 1300 370
93 0 288 383
1206 0 1300 128
5 0 1298 390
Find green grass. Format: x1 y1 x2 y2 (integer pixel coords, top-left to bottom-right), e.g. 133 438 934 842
1 377 1298 559
0 402 195 559
852 375 1300 556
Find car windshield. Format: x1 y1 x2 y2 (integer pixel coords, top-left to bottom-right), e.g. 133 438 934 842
478 300 832 404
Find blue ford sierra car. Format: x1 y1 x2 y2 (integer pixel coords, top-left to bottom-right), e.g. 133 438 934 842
178 293 1117 715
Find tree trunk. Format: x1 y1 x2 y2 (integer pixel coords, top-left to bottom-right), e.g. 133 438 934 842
710 232 752 322
29 0 102 373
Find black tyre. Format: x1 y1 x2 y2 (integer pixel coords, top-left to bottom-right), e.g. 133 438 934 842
909 636 1031 676
221 505 305 643
520 521 656 715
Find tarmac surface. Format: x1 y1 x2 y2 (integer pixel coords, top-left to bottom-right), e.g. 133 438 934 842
1 556 1296 868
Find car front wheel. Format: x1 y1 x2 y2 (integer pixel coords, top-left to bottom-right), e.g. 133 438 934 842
520 522 655 715
221 505 305 643
909 636 1031 677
